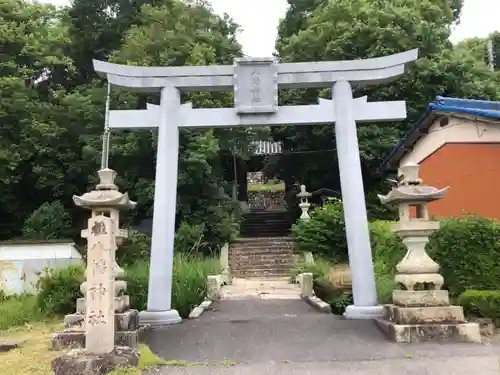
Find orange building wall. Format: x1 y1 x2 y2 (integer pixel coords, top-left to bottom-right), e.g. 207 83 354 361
417 143 500 220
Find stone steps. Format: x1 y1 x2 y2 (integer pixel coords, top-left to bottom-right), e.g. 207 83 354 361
239 210 291 238
229 236 295 278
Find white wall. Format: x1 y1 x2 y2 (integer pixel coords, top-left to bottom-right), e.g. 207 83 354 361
400 116 500 166
0 242 83 295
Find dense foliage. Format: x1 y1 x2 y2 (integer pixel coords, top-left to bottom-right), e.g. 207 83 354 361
35 265 85 315
32 255 219 320
0 0 246 252
293 202 500 300
1 0 499 247
428 216 500 296
268 0 500 218
291 199 347 262
459 290 500 324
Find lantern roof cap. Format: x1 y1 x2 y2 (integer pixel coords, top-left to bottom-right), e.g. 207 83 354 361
297 184 312 198
73 169 137 210
378 163 448 205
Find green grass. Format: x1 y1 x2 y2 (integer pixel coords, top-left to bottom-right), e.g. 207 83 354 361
109 345 169 375
1 254 222 332
290 256 332 281
110 345 236 375
0 322 172 375
247 183 285 192
172 254 221 318
0 294 44 330
1 321 65 375
125 253 221 318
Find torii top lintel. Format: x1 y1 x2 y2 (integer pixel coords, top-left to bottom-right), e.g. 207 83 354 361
93 49 418 93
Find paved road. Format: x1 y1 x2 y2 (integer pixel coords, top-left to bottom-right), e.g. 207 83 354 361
144 298 499 375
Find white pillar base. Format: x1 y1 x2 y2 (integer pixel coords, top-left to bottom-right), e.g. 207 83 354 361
344 305 384 320
139 309 182 327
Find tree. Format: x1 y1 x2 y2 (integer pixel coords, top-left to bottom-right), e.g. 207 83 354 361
456 32 500 71
107 1 248 249
0 0 81 238
0 0 256 249
65 0 175 83
21 201 72 240
269 0 498 219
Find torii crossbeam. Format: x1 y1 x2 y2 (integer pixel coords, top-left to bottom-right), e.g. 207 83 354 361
109 97 407 129
94 49 419 326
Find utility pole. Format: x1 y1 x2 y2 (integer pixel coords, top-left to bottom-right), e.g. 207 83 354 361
487 39 495 71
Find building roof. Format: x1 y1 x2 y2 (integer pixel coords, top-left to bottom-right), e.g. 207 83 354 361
380 96 500 171
252 140 283 155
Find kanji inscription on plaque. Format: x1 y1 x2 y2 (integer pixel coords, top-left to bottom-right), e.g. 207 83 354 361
234 58 278 114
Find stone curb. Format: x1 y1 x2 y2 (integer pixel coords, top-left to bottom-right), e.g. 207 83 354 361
0 339 26 353
304 295 332 314
188 299 213 319
189 273 225 319
296 272 332 314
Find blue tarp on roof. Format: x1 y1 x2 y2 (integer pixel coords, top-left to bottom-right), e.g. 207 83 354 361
380 96 500 171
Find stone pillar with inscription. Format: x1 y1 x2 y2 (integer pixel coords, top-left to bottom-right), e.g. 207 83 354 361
52 169 141 375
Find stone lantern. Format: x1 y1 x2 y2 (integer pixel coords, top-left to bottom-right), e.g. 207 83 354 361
297 185 312 220
52 169 141 375
376 162 480 343
73 169 135 278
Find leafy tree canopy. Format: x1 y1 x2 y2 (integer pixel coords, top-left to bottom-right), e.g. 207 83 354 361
268 0 499 219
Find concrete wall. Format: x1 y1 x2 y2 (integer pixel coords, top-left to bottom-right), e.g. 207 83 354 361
0 242 83 295
400 116 500 166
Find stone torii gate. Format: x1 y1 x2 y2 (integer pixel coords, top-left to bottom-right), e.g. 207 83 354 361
94 49 418 326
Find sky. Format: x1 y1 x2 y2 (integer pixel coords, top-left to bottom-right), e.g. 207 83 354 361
38 0 500 57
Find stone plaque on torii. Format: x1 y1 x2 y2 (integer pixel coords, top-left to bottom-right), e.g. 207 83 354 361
94 49 419 325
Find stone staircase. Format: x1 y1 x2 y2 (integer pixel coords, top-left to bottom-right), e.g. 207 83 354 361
229 237 295 278
239 210 291 238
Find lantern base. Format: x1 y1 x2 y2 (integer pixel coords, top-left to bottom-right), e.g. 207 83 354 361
344 304 384 320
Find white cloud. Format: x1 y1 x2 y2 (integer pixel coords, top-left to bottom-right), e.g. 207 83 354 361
33 0 500 56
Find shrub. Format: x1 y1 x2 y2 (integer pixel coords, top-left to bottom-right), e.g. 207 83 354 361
370 216 500 301
293 202 500 304
118 222 221 268
0 294 42 330
375 260 396 304
458 290 500 324
174 222 206 254
123 261 150 311
179 194 241 255
292 198 347 262
428 216 500 296
21 201 72 240
370 220 405 275
328 292 354 315
117 232 151 267
289 257 332 281
36 264 84 315
293 201 405 265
